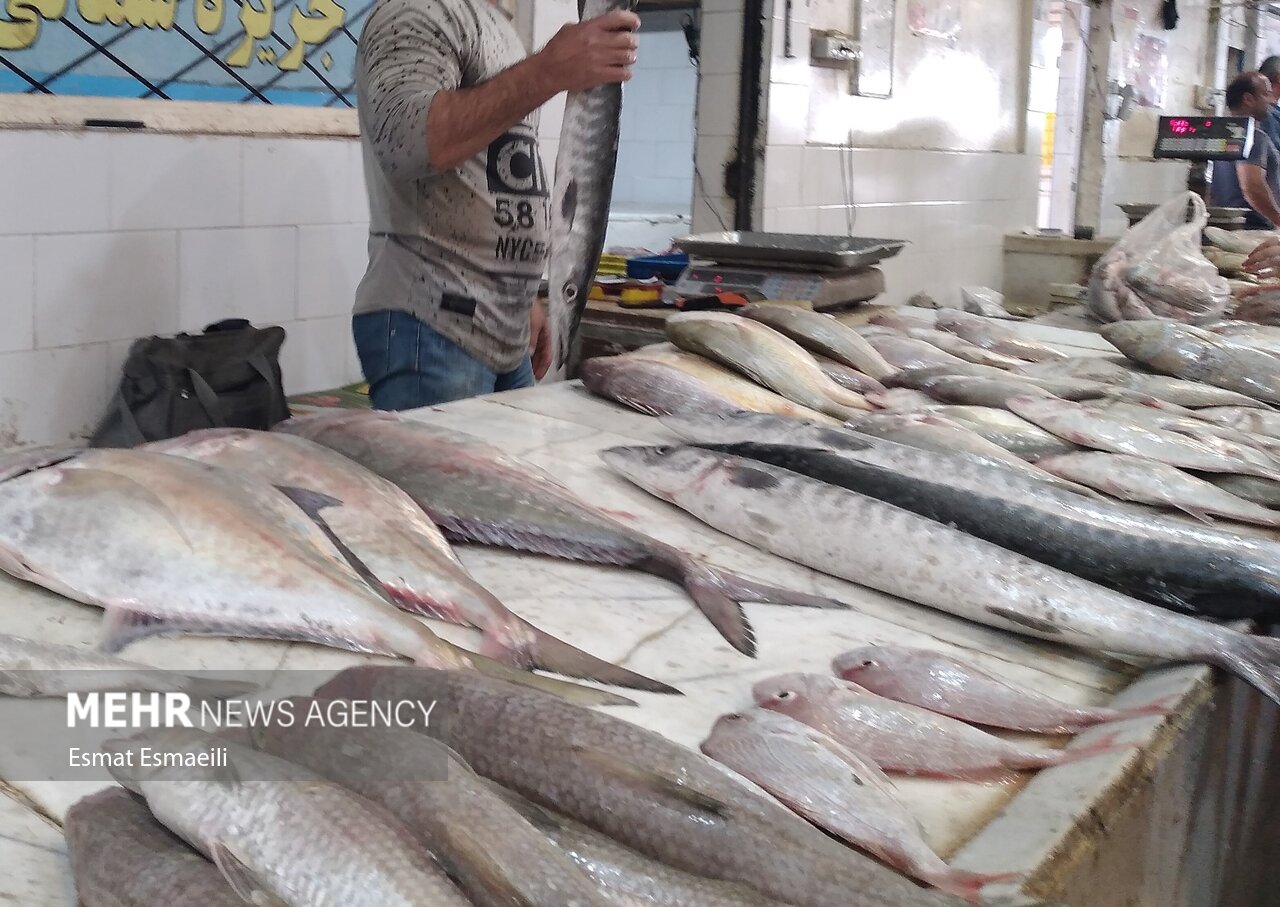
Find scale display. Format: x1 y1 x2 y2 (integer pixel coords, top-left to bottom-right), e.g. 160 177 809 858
675 267 825 300
1154 116 1253 161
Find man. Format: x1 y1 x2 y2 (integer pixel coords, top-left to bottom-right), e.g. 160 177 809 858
1258 55 1280 150
351 0 639 409
1210 72 1280 231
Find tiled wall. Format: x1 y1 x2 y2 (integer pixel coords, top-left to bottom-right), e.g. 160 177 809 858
0 129 367 448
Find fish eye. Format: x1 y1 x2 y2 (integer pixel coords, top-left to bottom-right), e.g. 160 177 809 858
776 690 794 700
563 281 577 302
862 660 876 668
724 713 744 722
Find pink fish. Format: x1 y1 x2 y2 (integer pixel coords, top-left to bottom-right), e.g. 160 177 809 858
834 646 1174 735
701 709 1017 903
752 673 1131 781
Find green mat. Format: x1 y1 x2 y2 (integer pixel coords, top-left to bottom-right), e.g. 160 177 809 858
287 382 372 413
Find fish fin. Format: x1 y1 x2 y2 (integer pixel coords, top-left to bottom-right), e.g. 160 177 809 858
276 486 391 596
99 607 173 653
1174 504 1217 525
1048 729 1136 768
921 869 1022 905
273 485 344 516
480 783 565 833
211 841 289 907
1215 633 1280 706
438 822 545 907
1113 693 1180 723
481 622 682 695
467 652 638 707
570 745 732 818
702 563 852 612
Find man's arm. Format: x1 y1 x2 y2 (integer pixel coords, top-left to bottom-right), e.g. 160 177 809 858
1238 162 1280 228
427 11 640 171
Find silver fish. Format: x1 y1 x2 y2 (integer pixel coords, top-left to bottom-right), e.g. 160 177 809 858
835 645 1173 734
934 310 1068 362
903 327 1027 369
277 410 848 658
753 673 1126 779
740 304 896 378
701 708 1014 903
1205 474 1280 508
1015 357 1270 409
864 388 939 411
863 334 971 371
144 428 668 694
665 312 874 418
1034 452 1280 527
67 786 243 906
0 632 255 699
914 405 1079 458
813 355 887 394
599 444 1280 705
913 375 1058 409
1007 395 1280 479
1102 321 1280 406
1194 406 1280 441
106 728 472 907
547 0 638 370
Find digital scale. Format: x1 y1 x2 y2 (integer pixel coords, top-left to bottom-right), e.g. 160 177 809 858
670 232 908 310
1153 115 1253 161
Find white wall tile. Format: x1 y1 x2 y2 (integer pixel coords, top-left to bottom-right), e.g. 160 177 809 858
767 206 819 233
110 134 242 231
701 0 743 14
763 145 802 210
178 226 299 331
697 74 740 137
766 83 809 147
801 146 840 207
297 224 369 319
0 237 35 354
0 345 110 447
35 231 179 348
279 317 360 394
0 131 112 236
242 138 361 227
699 12 743 76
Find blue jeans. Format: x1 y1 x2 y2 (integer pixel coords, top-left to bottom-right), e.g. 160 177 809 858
352 310 534 411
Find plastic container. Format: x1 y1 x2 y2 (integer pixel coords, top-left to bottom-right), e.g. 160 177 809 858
627 253 690 283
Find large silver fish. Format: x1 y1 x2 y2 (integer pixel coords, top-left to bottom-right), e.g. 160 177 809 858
701 708 1014 903
599 444 1280 704
1015 357 1270 409
934 310 1068 362
885 404 1078 458
547 0 638 370
0 448 628 707
903 327 1027 369
1102 321 1280 405
315 666 961 907
665 312 874 418
276 410 847 657
106 728 473 907
67 786 243 906
145 429 669 694
740 304 896 378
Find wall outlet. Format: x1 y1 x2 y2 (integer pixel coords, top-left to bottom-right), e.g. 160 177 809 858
811 30 860 66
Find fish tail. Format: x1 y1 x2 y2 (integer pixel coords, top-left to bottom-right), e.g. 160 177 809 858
673 558 757 656
481 621 683 695
1112 694 1180 724
1039 729 1137 769
1215 633 1280 706
921 868 1021 904
465 651 638 707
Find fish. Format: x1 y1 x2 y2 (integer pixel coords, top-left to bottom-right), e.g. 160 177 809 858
934 310 1068 362
1194 405 1280 440
276 410 848 657
913 375 1059 409
621 346 841 423
813 355 887 394
243 699 610 907
486 782 788 906
1091 399 1280 453
886 363 1118 401
694 436 1280 618
0 448 629 707
869 310 935 332
865 388 939 411
1006 395 1280 479
1205 226 1264 255
546 0 637 370
665 312 873 418
833 645 1175 734
315 666 961 907
862 334 972 371
903 328 1027 369
66 786 244 906
666 411 1096 496
105 728 473 907
739 304 896 378
1232 291 1280 326
598 443 1280 703
1204 320 1280 355
1035 451 1280 528
1123 260 1231 316
1015 357 1270 409
144 428 668 694
1101 321 1280 406
0 632 256 699
752 673 1126 780
0 444 81 482
701 708 1015 903
912 405 1079 458
1204 474 1280 508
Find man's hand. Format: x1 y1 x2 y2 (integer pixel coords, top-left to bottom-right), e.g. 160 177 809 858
1244 237 1280 278
530 301 552 379
534 10 641 94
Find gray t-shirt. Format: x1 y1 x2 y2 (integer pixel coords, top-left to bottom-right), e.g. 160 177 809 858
354 0 551 372
1210 128 1280 229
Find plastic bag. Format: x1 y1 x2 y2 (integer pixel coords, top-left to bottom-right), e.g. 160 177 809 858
959 287 1015 319
1087 192 1230 323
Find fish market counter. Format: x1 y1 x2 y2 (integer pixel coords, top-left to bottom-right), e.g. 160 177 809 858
1 323 1278 906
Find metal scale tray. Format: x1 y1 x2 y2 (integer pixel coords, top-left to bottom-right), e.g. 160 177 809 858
673 232 908 270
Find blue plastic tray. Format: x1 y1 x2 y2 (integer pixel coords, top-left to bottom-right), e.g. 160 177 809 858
627 253 689 283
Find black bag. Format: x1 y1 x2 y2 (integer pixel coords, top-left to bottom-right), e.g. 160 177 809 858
89 319 290 448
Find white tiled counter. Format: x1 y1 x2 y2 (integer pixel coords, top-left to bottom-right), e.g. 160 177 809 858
0 335 1275 906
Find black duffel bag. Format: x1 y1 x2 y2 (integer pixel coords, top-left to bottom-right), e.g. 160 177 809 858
89 318 290 447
